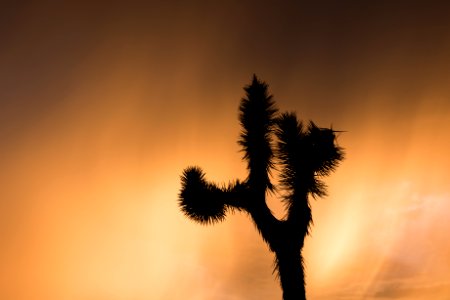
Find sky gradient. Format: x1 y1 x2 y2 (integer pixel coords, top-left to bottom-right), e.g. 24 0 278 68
1 1 450 299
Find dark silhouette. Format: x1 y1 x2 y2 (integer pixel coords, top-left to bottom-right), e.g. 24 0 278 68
178 75 344 300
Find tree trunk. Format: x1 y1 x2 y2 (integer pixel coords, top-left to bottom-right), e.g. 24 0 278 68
275 245 306 300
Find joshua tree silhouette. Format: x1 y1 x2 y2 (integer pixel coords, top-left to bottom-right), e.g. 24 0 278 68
179 75 344 300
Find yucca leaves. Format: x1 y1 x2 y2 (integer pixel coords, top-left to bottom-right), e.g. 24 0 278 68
275 113 313 235
238 75 278 191
304 122 344 178
179 77 343 225
179 167 246 224
179 167 227 224
275 113 305 192
276 115 344 200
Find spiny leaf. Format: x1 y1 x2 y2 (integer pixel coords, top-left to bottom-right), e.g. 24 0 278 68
179 167 227 224
238 75 278 190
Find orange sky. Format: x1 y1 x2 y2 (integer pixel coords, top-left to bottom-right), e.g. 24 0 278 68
1 1 450 299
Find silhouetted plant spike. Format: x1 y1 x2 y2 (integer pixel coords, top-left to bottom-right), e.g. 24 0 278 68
179 75 344 300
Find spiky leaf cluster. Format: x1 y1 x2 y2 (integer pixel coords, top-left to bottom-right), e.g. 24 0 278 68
238 75 278 190
276 114 344 200
304 122 344 177
179 167 227 224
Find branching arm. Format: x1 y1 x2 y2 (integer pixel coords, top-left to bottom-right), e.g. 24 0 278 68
239 75 278 192
179 166 248 224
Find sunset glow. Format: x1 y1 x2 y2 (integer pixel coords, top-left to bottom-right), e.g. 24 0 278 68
1 2 450 299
